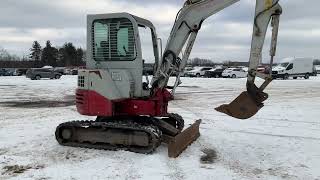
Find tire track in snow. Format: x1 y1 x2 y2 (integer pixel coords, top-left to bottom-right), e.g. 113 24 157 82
256 118 320 125
220 130 320 141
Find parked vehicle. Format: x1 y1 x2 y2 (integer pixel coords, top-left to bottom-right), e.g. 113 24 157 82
54 67 67 75
222 68 248 78
315 65 320 74
26 68 62 80
312 66 318 76
65 66 86 75
0 69 6 76
16 68 28 76
71 69 78 75
6 69 15 76
272 57 314 79
180 67 194 77
143 63 154 76
204 67 226 78
11 69 18 76
170 66 194 77
42 66 54 69
0 68 15 76
185 66 213 77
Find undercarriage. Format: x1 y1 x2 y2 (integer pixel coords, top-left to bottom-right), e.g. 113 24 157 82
55 114 201 157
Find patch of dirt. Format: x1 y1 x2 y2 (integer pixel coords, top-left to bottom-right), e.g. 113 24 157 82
200 148 218 164
1 164 45 176
65 150 78 160
252 168 263 175
179 85 201 88
0 100 75 108
2 165 32 175
172 95 187 101
266 167 294 179
0 85 17 90
0 94 76 108
176 90 233 95
36 177 51 180
64 95 75 101
0 85 17 87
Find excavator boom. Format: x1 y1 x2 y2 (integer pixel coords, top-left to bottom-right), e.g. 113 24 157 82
152 0 282 119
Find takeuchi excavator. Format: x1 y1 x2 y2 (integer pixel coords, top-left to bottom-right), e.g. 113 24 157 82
55 0 282 157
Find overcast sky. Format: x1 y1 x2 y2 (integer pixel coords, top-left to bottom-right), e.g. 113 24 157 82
0 0 319 63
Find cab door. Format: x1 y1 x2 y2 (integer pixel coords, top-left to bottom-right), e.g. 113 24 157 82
41 69 52 78
87 14 143 99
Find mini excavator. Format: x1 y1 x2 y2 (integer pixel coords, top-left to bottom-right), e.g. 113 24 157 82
56 0 282 157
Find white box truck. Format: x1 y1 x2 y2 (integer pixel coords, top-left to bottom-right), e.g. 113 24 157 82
272 57 314 79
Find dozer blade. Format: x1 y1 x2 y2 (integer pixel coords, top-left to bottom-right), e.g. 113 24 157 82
167 119 201 158
215 91 265 120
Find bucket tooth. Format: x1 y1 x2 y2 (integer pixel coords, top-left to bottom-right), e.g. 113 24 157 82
215 91 265 119
167 119 201 158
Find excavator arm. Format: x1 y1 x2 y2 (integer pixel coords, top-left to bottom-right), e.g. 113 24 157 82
216 0 282 119
151 0 282 119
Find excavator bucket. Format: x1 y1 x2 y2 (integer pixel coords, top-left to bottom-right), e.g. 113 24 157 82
215 91 264 119
163 120 201 158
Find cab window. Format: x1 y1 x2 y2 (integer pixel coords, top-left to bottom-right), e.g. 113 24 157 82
286 63 293 70
93 18 136 61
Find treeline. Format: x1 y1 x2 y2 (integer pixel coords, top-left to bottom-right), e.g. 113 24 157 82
29 40 85 68
2 44 320 68
0 48 21 61
187 57 216 66
0 41 85 68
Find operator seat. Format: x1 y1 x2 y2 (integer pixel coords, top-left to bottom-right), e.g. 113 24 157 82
97 41 109 61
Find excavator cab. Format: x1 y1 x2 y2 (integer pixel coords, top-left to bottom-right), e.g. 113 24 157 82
85 13 160 101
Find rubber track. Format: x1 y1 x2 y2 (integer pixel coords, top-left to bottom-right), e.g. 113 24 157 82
168 113 185 132
55 120 162 154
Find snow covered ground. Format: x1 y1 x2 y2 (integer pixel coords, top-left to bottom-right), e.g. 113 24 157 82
0 75 320 180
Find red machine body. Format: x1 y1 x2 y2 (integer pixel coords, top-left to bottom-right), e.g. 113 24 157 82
76 88 173 117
